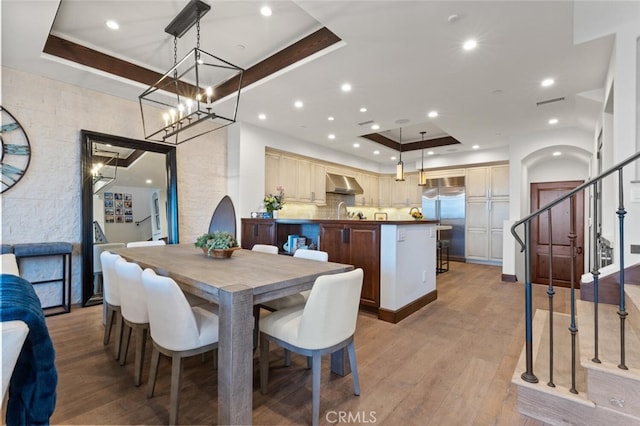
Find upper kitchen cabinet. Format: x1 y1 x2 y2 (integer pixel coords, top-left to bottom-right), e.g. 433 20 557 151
466 167 489 198
265 152 326 204
378 176 393 207
490 164 509 198
406 174 422 206
265 151 281 196
356 172 379 207
311 163 326 205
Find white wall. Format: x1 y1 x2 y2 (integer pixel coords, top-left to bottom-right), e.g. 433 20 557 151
1 67 226 304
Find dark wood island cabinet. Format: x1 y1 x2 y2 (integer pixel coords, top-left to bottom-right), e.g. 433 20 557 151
241 218 437 320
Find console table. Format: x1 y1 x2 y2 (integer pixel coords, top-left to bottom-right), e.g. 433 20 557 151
13 242 73 316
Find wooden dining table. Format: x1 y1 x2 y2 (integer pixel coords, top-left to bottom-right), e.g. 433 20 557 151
114 244 353 425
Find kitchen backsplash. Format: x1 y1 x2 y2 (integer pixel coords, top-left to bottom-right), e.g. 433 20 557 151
276 192 416 221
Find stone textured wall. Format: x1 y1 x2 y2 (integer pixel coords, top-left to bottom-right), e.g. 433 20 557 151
1 67 226 305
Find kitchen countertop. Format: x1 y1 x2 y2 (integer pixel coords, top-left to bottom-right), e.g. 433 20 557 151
246 218 440 225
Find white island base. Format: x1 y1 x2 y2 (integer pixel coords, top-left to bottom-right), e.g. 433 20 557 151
378 223 438 323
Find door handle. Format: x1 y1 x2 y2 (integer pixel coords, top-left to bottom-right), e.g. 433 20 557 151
576 247 583 255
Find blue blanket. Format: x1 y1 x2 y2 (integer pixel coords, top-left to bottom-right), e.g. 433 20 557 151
0 274 57 425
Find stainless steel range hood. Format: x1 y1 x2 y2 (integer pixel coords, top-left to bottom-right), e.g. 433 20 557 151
326 173 364 195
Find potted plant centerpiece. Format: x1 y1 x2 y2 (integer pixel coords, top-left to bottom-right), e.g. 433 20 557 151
263 186 285 218
195 231 240 258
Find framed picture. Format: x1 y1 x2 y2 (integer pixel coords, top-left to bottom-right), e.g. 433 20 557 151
104 192 113 200
374 212 388 221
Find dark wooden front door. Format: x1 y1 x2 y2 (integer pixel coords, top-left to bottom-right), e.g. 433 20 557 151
530 181 584 288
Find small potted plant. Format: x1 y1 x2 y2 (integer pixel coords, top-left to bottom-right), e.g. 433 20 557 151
194 231 239 258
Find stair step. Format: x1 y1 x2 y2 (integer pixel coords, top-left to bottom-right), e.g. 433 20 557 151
577 300 640 418
513 310 640 424
625 285 640 333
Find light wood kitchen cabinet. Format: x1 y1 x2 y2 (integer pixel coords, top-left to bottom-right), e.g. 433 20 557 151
490 164 510 198
465 164 509 264
265 152 280 196
279 155 299 200
466 167 489 198
356 173 379 206
391 177 409 207
407 174 422 206
378 176 393 206
319 222 380 309
297 159 313 202
311 163 326 205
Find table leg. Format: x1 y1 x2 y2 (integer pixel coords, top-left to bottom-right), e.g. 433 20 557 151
218 285 254 425
330 348 351 376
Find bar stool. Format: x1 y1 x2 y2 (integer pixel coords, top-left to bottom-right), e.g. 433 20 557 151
437 240 450 274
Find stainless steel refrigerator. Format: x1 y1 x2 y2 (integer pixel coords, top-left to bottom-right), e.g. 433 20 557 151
422 176 466 262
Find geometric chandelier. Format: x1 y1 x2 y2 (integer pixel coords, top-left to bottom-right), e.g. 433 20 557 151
139 0 244 145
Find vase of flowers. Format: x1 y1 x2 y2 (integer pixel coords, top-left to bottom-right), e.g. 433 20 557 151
263 186 285 218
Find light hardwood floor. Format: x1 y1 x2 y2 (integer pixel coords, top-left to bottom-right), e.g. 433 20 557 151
46 262 571 425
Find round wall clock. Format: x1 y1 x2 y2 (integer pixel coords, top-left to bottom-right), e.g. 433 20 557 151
1 106 31 193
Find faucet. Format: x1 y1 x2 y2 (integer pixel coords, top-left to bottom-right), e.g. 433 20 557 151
337 201 346 219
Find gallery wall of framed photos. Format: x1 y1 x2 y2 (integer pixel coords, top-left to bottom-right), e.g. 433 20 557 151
103 192 134 224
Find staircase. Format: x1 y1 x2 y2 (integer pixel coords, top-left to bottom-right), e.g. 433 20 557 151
510 150 640 425
513 290 640 424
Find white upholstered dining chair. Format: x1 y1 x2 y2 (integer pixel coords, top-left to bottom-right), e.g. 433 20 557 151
141 268 219 426
260 249 329 311
126 240 166 248
251 244 279 254
100 251 124 359
114 257 148 386
259 268 363 426
0 253 20 276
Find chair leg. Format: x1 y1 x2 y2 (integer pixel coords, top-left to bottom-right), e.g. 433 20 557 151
133 327 147 387
169 354 183 426
120 324 132 366
311 352 322 426
259 333 269 394
284 349 291 367
114 311 124 360
347 341 360 396
104 305 114 345
147 347 160 398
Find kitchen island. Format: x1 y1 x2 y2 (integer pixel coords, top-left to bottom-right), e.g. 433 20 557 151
241 218 438 323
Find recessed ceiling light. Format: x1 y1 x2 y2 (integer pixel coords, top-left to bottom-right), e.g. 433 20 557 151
294 100 303 108
472 145 480 149
371 124 380 130
236 44 246 50
341 83 352 92
553 151 562 156
328 134 336 140
427 151 435 156
390 156 397 160
260 6 272 17
146 179 152 184
106 20 119 30
360 107 367 113
549 118 559 125
373 150 380 155
541 78 555 87
463 39 477 50
328 116 334 121
258 113 266 120
428 111 439 118
353 143 360 148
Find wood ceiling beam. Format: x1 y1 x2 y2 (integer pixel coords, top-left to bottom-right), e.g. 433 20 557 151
361 133 461 152
43 27 341 102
